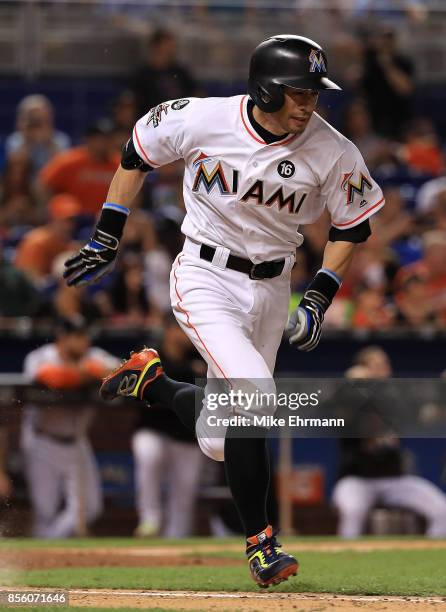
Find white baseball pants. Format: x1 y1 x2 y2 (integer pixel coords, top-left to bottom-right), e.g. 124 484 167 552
170 239 294 462
22 430 102 538
132 429 203 537
333 475 446 537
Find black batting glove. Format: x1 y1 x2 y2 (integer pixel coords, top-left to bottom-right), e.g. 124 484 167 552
64 229 119 287
287 269 341 352
63 203 129 287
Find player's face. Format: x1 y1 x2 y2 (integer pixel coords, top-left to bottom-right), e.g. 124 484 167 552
365 351 392 379
276 87 319 134
60 332 91 361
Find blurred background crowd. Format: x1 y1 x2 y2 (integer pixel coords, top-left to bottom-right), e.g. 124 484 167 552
0 0 445 538
1 0 446 333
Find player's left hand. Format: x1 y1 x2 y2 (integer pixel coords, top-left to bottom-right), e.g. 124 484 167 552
286 297 324 351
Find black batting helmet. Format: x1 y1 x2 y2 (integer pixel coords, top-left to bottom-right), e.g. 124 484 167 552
248 34 341 113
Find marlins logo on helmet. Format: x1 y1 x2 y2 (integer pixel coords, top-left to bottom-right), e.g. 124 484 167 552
309 48 326 73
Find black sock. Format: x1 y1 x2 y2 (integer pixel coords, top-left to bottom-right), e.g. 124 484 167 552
144 377 271 537
171 385 204 432
224 426 270 540
143 373 187 405
142 374 204 433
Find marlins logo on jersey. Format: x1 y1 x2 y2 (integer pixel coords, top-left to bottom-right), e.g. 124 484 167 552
133 95 385 251
192 152 238 196
146 102 170 128
341 165 373 206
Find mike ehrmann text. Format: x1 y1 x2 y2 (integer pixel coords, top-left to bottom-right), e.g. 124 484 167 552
207 415 345 428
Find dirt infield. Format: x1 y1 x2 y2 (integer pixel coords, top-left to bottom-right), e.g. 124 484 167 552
2 540 446 611
1 588 444 611
2 550 244 571
3 537 446 571
71 590 446 611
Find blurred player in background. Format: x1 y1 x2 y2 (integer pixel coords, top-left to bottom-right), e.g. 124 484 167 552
132 316 204 538
333 346 446 538
21 317 119 538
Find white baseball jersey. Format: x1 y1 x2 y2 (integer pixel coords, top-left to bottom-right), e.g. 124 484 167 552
134 95 385 463
23 343 119 437
133 95 384 263
22 343 118 537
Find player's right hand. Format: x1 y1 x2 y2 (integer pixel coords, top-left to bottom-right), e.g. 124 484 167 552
63 229 119 287
286 298 324 352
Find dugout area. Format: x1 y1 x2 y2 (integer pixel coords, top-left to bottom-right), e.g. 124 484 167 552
0 537 445 611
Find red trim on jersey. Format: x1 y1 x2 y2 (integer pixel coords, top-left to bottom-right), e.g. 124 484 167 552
133 126 160 168
239 96 296 147
173 254 231 383
332 197 385 228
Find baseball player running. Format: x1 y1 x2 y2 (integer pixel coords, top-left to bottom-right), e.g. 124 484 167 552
64 35 384 587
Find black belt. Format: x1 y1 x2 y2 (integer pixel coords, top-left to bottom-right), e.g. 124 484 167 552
199 244 285 280
35 427 77 445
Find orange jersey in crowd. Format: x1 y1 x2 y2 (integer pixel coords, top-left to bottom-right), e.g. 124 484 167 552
39 147 120 215
23 343 120 437
25 344 119 390
15 226 76 278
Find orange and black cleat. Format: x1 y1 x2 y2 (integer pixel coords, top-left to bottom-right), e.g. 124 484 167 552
100 348 163 401
246 525 299 588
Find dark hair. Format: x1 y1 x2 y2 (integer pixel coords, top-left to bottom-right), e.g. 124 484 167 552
85 118 114 137
353 346 387 367
148 28 174 49
55 315 89 337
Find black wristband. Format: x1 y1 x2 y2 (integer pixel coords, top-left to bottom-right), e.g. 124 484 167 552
302 269 341 313
96 204 129 242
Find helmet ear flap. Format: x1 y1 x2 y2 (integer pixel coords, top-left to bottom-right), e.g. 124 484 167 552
257 85 272 106
254 83 284 113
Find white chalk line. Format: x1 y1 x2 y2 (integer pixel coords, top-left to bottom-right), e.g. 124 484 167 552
67 588 446 603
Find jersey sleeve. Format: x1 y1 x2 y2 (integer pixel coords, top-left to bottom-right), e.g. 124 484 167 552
23 351 41 381
132 98 194 168
87 347 121 371
321 141 385 229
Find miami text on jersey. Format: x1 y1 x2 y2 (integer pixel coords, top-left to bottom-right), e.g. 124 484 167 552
241 180 307 214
